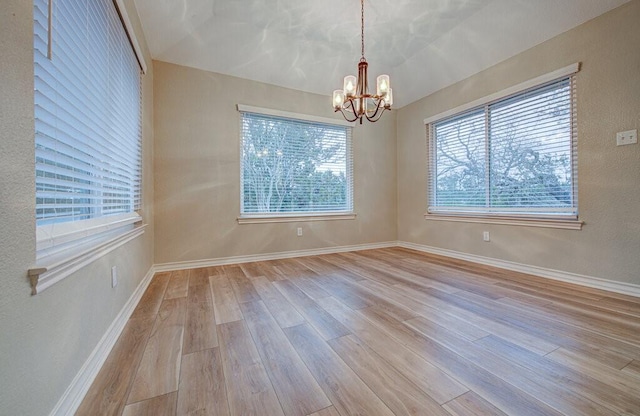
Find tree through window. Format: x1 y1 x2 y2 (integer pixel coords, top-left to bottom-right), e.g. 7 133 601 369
240 111 353 215
429 77 577 218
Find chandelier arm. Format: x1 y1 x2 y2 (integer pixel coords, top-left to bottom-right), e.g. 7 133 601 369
335 107 360 123
365 103 388 123
345 98 359 116
364 98 384 120
365 108 386 123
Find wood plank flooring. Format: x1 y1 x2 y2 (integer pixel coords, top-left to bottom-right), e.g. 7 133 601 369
77 247 640 416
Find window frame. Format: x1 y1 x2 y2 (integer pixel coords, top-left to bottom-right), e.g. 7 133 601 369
29 0 148 294
424 64 583 230
237 105 356 224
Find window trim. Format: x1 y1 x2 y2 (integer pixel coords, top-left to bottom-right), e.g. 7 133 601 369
424 64 582 228
423 63 580 125
237 105 355 221
114 0 148 74
237 105 352 128
237 212 357 224
424 213 582 230
36 212 142 255
29 223 146 295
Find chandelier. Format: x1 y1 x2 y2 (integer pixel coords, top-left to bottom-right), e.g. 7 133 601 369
333 0 393 124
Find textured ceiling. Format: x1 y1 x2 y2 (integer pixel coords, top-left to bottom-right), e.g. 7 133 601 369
133 0 630 107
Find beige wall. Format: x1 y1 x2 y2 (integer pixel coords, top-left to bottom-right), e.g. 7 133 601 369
397 0 640 285
153 61 397 264
0 1 154 415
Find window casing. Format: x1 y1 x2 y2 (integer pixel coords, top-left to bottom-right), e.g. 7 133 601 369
239 108 353 219
427 75 578 221
34 0 142 257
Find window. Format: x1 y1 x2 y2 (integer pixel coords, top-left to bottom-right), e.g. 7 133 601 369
30 0 146 293
427 71 578 222
34 0 142 251
239 106 353 219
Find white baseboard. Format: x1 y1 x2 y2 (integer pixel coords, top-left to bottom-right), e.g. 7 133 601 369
154 241 398 272
49 266 156 416
398 241 640 298
156 240 640 297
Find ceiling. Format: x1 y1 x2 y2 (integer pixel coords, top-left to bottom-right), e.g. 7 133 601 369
133 0 630 108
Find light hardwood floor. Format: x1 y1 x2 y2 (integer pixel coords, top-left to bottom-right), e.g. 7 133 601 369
77 247 640 415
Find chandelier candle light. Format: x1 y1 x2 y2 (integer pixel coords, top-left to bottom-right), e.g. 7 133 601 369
333 0 393 124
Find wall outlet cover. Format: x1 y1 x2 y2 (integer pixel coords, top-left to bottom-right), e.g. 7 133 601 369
616 129 637 146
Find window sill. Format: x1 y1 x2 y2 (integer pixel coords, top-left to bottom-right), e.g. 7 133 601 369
238 213 357 224
28 223 147 295
37 212 142 254
424 213 583 230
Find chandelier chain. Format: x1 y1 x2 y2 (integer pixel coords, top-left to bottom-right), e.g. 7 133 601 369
361 0 365 59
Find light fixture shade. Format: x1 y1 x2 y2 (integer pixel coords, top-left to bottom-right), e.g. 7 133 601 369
385 88 393 106
343 75 357 97
376 74 390 97
333 90 345 110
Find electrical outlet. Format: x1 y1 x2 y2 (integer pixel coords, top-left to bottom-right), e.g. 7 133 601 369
616 129 637 146
483 231 490 242
297 227 303 237
111 266 118 288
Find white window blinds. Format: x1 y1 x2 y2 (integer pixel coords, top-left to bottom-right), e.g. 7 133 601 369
240 111 353 215
429 76 577 218
34 0 142 227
